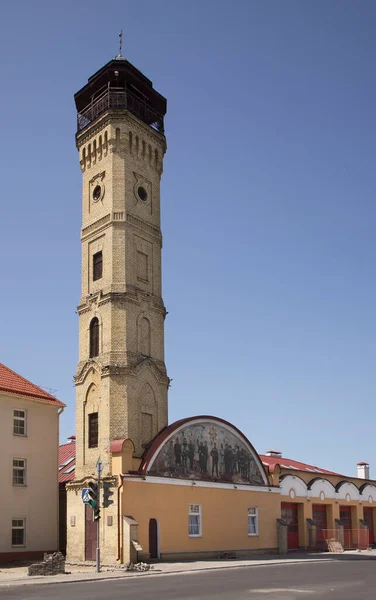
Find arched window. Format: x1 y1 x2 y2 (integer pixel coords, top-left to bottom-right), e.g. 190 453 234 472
89 317 99 358
138 317 151 356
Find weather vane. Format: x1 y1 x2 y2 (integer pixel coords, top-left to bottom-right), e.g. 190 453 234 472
119 30 123 57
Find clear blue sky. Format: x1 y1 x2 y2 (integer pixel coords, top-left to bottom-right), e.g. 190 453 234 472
1 0 375 477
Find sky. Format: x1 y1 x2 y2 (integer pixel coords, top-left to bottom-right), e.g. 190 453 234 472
0 0 375 477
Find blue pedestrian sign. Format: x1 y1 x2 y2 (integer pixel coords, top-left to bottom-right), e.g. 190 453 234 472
82 488 91 504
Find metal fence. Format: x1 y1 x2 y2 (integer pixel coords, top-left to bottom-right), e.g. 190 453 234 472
77 88 164 134
316 528 369 551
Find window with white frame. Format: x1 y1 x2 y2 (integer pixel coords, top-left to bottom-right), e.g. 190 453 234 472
13 410 27 436
248 506 258 535
12 519 26 547
13 459 26 486
188 504 202 537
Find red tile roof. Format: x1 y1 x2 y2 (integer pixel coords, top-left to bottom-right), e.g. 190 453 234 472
58 440 76 483
58 445 342 484
0 363 65 407
260 454 341 476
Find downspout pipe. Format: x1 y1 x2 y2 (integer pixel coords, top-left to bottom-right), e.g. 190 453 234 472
57 406 65 551
117 474 124 562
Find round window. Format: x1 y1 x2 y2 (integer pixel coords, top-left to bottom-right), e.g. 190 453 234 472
93 185 102 201
138 186 148 201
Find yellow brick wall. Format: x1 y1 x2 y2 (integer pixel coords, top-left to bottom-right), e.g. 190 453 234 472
73 110 169 483
67 92 169 560
66 478 119 564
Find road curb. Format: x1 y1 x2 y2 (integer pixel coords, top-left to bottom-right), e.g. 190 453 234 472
0 557 343 588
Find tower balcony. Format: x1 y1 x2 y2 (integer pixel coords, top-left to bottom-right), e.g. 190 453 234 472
77 86 165 135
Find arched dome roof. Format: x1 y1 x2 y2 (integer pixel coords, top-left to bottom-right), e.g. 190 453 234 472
139 415 268 486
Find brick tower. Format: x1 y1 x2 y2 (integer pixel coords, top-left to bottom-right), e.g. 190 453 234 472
73 54 169 480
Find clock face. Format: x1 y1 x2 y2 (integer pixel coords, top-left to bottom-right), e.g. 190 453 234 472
93 185 102 201
137 186 148 202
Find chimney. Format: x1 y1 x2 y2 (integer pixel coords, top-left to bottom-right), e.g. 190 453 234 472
266 450 282 458
67 435 76 443
357 462 369 479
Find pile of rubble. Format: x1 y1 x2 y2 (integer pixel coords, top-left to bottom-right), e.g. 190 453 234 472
126 562 153 572
28 552 66 577
101 561 153 573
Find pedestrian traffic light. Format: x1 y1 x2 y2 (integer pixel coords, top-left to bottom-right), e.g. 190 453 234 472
102 481 114 508
88 481 101 520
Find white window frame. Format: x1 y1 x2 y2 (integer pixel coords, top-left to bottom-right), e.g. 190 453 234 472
12 458 27 486
13 409 27 436
11 518 26 547
188 504 202 537
248 506 258 536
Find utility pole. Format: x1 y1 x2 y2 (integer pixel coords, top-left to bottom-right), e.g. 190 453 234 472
96 457 103 573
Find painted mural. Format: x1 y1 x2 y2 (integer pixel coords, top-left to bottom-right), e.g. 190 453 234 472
148 421 265 485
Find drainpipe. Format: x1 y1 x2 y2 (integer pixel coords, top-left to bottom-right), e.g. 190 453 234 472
117 474 124 562
57 406 64 551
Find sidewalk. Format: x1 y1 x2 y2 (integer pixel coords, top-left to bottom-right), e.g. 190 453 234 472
1 550 376 588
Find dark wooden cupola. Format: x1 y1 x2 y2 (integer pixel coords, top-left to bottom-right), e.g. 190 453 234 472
74 57 167 135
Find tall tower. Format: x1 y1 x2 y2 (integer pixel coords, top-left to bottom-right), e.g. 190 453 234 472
73 55 169 479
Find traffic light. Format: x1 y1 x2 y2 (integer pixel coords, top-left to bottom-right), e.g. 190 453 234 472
102 481 114 508
88 481 101 521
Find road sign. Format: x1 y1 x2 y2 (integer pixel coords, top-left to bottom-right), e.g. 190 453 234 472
82 488 91 504
96 457 103 474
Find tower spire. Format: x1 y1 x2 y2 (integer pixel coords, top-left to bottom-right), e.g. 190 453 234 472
118 29 123 57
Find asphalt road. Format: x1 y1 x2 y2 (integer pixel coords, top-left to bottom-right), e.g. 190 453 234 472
1 560 376 599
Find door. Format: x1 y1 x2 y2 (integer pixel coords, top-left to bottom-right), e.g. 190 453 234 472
363 507 374 545
340 505 352 549
312 504 327 550
149 518 159 559
340 505 352 529
85 503 96 561
281 502 299 550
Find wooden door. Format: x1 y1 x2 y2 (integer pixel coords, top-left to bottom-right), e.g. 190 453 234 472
364 507 374 545
340 506 352 528
281 502 299 550
149 518 158 559
85 504 96 561
340 505 352 549
312 504 327 550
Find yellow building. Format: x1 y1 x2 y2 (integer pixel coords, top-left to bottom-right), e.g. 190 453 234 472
65 51 376 563
0 362 65 562
113 416 281 561
261 451 376 552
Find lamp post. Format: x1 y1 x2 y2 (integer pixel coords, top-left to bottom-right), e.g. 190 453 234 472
96 457 103 573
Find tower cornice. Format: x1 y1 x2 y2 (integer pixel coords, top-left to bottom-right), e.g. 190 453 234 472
76 109 166 151
75 357 169 386
81 212 162 245
77 289 166 316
